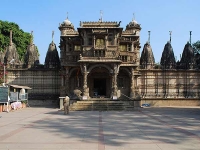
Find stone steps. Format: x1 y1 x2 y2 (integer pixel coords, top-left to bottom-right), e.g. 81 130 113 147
69 100 135 111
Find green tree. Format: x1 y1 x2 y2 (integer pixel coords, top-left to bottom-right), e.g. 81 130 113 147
192 40 200 55
0 20 38 60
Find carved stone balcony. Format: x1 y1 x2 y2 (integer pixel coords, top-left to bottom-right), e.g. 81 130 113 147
94 45 106 50
119 55 137 63
94 50 105 57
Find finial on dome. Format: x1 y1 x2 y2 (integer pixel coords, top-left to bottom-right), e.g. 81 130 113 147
148 31 151 44
189 31 192 44
63 12 72 25
30 31 33 45
10 30 12 46
131 13 137 24
169 31 172 43
52 31 54 43
99 10 103 22
132 13 135 21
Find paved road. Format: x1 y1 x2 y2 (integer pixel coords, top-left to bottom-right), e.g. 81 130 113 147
0 107 200 150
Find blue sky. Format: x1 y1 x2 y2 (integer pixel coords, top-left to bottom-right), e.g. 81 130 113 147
1 0 200 64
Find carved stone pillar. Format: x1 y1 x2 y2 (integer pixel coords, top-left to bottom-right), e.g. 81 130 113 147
82 31 87 45
66 43 69 52
65 67 70 96
113 73 118 97
93 35 96 48
105 35 108 47
114 34 117 45
60 69 66 96
130 67 135 98
131 42 134 52
112 64 119 99
61 76 64 86
82 64 89 100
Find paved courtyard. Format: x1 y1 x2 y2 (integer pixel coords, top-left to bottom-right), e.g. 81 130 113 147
0 106 200 150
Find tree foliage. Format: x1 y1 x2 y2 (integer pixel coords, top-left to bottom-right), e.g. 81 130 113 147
192 40 200 55
0 20 35 60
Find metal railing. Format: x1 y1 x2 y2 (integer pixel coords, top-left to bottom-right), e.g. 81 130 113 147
120 93 133 100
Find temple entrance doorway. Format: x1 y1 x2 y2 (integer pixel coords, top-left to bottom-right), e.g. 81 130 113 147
93 78 106 97
88 66 111 98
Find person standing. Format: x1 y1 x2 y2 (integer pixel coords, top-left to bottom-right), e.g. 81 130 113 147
63 96 69 115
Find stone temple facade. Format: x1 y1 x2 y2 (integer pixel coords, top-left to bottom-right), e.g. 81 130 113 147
1 16 200 106
59 16 141 100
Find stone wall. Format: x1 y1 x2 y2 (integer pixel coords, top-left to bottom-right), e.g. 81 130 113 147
6 69 61 106
138 69 200 102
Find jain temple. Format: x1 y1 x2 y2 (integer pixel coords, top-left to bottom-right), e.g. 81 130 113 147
1 15 200 109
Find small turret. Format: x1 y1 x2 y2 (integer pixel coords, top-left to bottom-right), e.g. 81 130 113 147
160 41 176 69
24 31 40 68
140 42 155 69
125 13 141 31
4 30 20 67
59 12 74 29
44 31 60 69
179 42 195 69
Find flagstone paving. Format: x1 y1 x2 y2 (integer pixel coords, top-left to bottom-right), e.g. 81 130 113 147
0 106 200 150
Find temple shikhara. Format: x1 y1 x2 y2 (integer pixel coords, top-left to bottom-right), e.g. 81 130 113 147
1 14 200 109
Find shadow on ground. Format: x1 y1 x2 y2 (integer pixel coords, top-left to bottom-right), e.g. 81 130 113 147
29 107 200 146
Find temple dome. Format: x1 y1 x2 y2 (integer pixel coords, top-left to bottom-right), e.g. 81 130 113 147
63 18 71 26
125 18 141 30
130 19 138 25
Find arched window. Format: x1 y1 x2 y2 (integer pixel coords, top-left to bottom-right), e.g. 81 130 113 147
96 38 105 48
74 45 81 51
120 45 127 51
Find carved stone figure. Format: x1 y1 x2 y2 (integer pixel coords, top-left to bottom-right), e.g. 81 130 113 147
73 89 82 100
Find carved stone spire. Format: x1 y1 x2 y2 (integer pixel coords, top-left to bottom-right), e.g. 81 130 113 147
179 42 195 69
4 31 20 67
24 31 39 68
160 41 176 69
140 42 155 69
44 32 60 69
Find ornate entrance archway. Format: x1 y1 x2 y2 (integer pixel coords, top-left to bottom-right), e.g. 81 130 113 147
88 66 111 98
